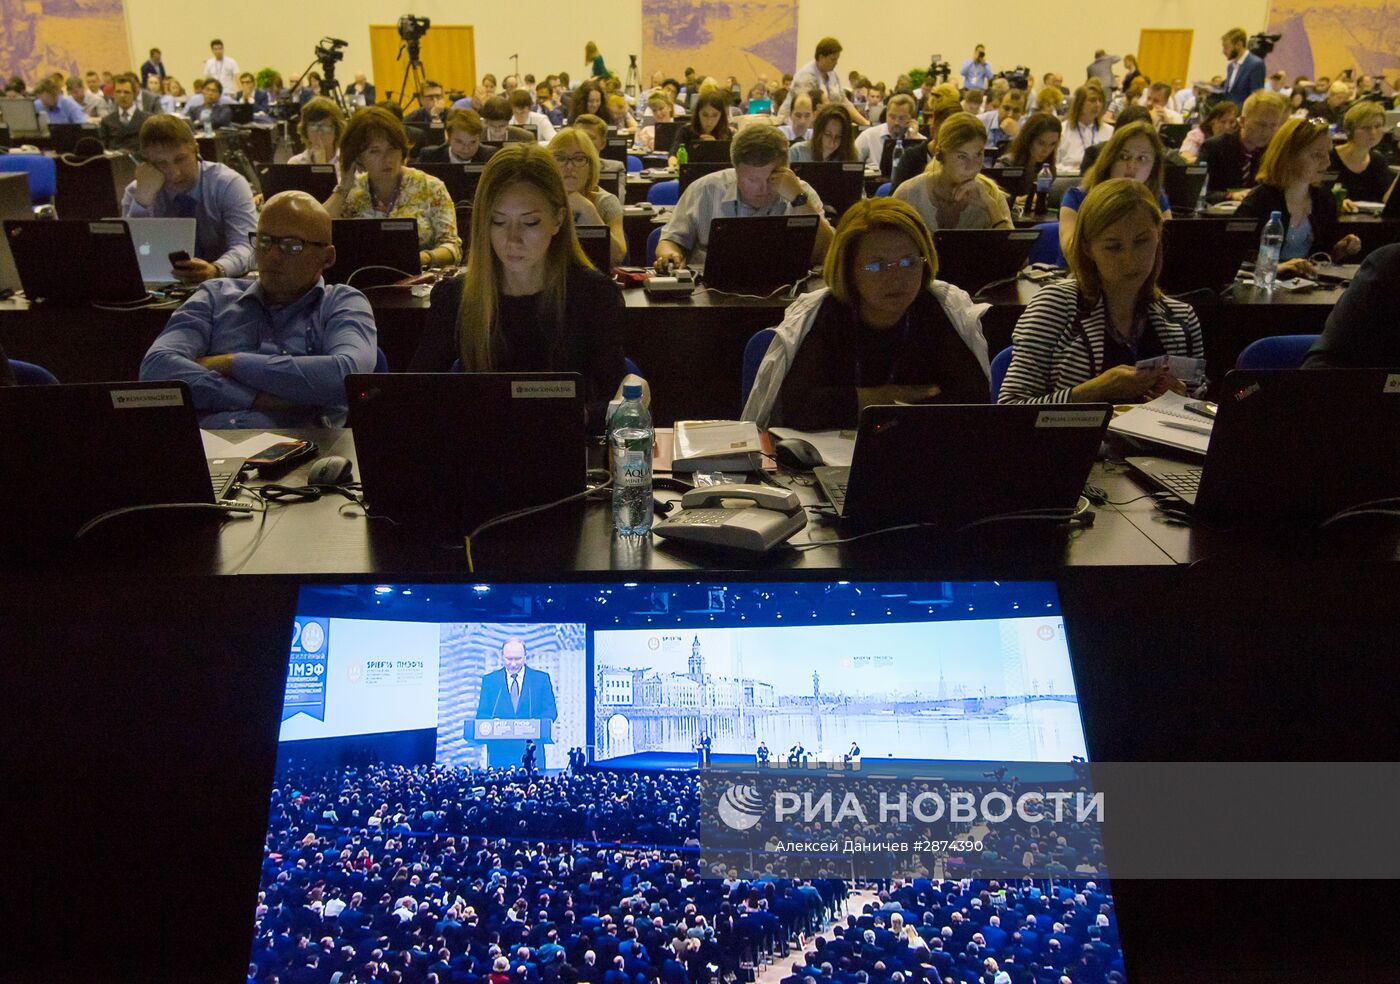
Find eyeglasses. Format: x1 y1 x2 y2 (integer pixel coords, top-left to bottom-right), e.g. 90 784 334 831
859 255 924 274
306 122 336 135
250 233 330 254
552 154 589 167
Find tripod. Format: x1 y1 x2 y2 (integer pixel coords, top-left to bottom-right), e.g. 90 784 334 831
396 40 428 109
624 55 640 98
292 53 349 116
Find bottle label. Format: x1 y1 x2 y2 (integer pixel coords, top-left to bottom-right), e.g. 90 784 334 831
613 449 650 486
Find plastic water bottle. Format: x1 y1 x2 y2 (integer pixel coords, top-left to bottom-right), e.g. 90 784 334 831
1195 176 1209 215
892 136 905 173
676 142 688 165
610 382 654 537
1255 211 1284 290
1033 163 1053 214
200 107 214 137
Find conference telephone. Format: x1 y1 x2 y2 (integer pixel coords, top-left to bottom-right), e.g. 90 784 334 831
652 483 807 552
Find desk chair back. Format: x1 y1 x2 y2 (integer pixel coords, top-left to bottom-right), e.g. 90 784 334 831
10 359 58 385
0 154 55 202
647 179 679 205
741 327 777 407
989 345 1013 402
1235 334 1319 371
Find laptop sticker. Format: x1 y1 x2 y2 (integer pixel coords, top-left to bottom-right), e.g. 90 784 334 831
511 380 577 399
110 387 185 409
1035 409 1107 428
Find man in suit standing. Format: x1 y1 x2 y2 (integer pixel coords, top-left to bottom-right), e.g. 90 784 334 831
474 638 559 768
99 75 149 153
140 48 166 88
1220 27 1265 107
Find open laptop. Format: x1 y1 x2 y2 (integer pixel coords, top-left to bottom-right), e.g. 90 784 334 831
983 164 1027 197
255 163 339 201
1159 123 1191 150
602 134 629 164
791 160 865 218
932 229 1040 294
0 380 245 552
0 96 47 139
55 151 135 220
814 403 1112 531
3 218 147 303
1159 217 1260 293
47 122 98 153
228 103 255 125
346 372 587 533
119 216 197 286
678 161 729 194
574 224 613 272
652 121 682 153
414 161 487 204
326 218 421 287
700 214 818 294
1127 369 1400 524
683 139 731 163
0 173 32 292
1162 163 1209 213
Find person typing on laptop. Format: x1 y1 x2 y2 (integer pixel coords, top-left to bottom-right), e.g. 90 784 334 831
121 114 257 282
999 179 1203 405
742 198 990 429
406 144 626 433
654 123 833 273
138 191 377 428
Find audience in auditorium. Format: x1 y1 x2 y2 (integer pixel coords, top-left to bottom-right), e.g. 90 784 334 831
668 89 732 166
407 144 625 431
1178 100 1238 164
572 114 628 200
550 128 628 266
854 93 919 176
32 77 87 124
97 74 149 154
185 78 233 128
893 114 1012 234
780 91 819 145
286 97 345 167
416 109 500 165
1000 179 1203 405
635 91 676 152
569 80 609 124
1236 117 1363 277
405 81 450 126
1058 81 1113 172
995 113 1061 200
781 36 867 125
511 88 558 142
139 191 377 428
122 114 258 282
788 103 860 164
1059 122 1173 255
1329 101 1398 207
655 123 833 272
1198 89 1287 201
1303 244 1400 369
742 198 990 429
326 107 463 270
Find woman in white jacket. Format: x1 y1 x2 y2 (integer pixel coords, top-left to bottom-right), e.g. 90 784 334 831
741 197 991 430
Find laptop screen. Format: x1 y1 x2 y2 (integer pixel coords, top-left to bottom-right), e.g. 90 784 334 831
252 579 1121 980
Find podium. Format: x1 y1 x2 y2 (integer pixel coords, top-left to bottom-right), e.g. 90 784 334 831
470 718 542 740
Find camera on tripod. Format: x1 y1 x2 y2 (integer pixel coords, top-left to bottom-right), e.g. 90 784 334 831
1248 32 1281 58
398 14 431 43
995 66 1031 90
927 56 951 85
315 37 347 77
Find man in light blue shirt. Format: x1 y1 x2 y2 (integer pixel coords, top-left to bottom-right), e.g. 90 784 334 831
33 78 87 124
121 114 257 281
961 45 994 91
140 191 378 428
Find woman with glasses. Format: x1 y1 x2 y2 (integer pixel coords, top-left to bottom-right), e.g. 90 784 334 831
407 144 625 432
548 128 626 265
326 107 462 270
287 97 345 167
1000 179 1203 405
1237 117 1363 278
741 198 990 430
1329 102 1398 207
1058 122 1171 255
893 113 1013 234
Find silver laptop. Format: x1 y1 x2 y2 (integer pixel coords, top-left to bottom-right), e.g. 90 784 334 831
117 217 197 285
0 96 48 139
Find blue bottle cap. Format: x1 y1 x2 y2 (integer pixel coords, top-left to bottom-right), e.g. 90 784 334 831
622 382 643 400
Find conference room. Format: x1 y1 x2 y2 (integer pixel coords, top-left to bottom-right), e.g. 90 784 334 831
2 5 1399 983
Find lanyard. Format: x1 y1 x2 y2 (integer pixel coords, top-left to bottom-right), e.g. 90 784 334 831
853 310 915 386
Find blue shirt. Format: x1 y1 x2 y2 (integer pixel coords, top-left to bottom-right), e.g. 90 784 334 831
121 159 258 277
1061 184 1172 215
139 277 378 428
1282 217 1313 261
961 59 994 90
36 95 87 124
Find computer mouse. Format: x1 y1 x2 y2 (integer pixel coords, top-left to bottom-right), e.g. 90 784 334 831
773 437 824 471
307 455 354 487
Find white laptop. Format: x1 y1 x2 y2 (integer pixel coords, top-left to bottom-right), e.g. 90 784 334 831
116 217 197 286
0 97 47 139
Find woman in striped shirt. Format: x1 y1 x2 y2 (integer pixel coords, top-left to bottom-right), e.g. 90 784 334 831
999 179 1203 404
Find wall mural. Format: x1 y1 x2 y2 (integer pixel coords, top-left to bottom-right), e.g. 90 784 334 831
642 0 797 86
1265 0 1400 81
0 0 132 82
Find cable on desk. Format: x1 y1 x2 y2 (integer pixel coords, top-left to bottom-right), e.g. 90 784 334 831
1319 497 1400 529
345 265 419 288
701 279 803 301
464 470 613 572
972 273 1022 298
91 292 176 311
792 499 1095 551
74 495 261 540
793 522 940 550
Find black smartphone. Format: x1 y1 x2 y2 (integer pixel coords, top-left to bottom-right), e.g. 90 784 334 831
245 440 317 470
1184 401 1218 420
168 250 191 265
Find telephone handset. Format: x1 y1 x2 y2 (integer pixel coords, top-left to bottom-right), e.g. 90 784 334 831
653 483 807 553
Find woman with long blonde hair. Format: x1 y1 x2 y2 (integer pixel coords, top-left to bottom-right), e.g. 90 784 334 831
892 113 1012 232
548 127 627 265
407 143 626 430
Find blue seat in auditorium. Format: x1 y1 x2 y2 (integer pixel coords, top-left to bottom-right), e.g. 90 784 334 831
374 347 388 373
626 154 643 173
1028 222 1063 267
1235 334 1320 370
989 345 1013 401
647 180 679 206
875 182 892 197
0 154 55 204
740 327 776 408
10 359 58 384
646 227 662 265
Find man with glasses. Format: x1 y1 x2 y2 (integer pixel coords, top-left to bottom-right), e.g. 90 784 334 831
139 191 377 428
405 81 449 125
122 114 258 282
415 109 499 164
1199 89 1287 201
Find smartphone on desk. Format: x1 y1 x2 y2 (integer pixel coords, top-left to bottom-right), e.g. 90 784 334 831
245 439 318 477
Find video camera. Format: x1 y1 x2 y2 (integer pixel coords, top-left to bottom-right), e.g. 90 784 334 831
995 66 1031 90
398 14 430 43
1248 33 1280 58
927 56 951 85
314 37 347 80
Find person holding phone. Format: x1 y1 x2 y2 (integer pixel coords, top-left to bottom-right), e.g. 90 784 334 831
325 106 462 270
121 114 257 282
138 191 378 428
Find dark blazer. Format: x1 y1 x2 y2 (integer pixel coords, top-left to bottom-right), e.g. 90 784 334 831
474 665 559 741
414 142 498 165
1236 182 1343 259
186 100 233 128
1199 130 1265 200
1304 243 1400 368
98 107 150 153
1223 52 1266 106
137 89 161 114
404 106 449 126
347 82 376 105
235 89 270 112
139 60 165 85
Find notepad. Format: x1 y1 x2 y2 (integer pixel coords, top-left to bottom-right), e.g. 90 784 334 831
672 419 765 472
1107 392 1213 455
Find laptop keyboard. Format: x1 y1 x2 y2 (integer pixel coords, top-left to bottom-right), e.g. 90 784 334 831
207 457 245 500
813 466 851 515
1155 469 1202 496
